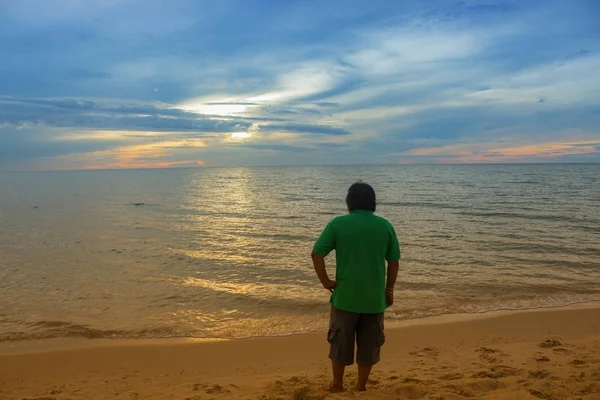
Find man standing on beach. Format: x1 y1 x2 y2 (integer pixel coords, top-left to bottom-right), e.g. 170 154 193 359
311 182 401 392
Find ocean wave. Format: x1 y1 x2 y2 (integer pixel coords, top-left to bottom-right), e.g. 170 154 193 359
477 242 598 257
493 255 600 270
456 210 595 224
387 297 600 321
578 225 600 234
4 297 599 342
0 321 180 342
504 180 540 184
238 232 314 241
378 201 468 210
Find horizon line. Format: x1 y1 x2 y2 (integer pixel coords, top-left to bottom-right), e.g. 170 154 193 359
2 161 599 173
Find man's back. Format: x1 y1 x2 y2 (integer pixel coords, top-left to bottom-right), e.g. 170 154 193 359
313 210 400 314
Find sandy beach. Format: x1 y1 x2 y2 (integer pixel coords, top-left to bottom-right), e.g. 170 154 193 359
1 303 599 400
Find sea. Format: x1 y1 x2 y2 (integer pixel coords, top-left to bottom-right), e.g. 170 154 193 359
1 164 599 343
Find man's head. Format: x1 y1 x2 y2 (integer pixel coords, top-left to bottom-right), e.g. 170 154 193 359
346 182 376 212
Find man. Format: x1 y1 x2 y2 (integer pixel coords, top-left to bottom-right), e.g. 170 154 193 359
311 182 400 392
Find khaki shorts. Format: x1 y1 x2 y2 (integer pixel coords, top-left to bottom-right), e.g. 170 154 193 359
327 306 385 366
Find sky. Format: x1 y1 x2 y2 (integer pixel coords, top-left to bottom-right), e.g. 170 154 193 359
0 0 599 170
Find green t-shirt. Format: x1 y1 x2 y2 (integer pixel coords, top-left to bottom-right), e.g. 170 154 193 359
312 210 401 314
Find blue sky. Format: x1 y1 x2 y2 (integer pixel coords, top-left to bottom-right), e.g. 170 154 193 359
1 0 599 170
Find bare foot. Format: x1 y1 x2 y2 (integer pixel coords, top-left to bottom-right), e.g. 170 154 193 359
354 385 367 392
328 382 344 393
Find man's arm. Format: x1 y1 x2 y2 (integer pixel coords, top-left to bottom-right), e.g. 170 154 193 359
386 260 399 290
385 223 401 307
312 220 338 292
385 259 399 307
311 252 338 292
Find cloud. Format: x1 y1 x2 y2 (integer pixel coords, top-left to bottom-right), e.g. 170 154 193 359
401 138 600 163
236 143 309 153
0 97 260 132
1 0 599 169
84 159 205 170
256 123 350 136
0 127 125 160
236 140 351 153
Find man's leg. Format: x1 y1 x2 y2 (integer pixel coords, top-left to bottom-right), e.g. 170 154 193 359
355 312 385 391
330 361 345 392
356 364 373 391
327 307 358 392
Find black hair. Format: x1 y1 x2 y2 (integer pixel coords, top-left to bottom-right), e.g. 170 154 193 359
346 182 376 212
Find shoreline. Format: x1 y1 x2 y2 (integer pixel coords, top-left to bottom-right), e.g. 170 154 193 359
2 300 599 356
2 302 600 399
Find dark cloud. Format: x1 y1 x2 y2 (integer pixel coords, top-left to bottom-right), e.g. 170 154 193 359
314 102 340 107
267 107 322 116
314 142 349 149
236 143 309 152
203 101 261 106
368 105 600 155
0 128 123 159
257 123 350 135
0 97 268 132
299 80 363 103
0 97 356 141
237 141 350 152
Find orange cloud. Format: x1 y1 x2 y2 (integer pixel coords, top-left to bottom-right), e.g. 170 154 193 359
485 143 597 158
408 143 485 157
113 139 207 164
85 159 205 170
55 130 166 141
64 137 209 170
405 139 600 162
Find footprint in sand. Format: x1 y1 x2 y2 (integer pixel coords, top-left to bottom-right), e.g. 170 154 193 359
441 378 506 399
441 384 476 398
570 371 587 382
552 348 572 355
535 355 551 362
528 370 551 379
409 347 440 358
192 383 230 394
476 347 501 354
471 365 521 379
438 373 464 381
578 383 599 396
528 389 552 399
394 384 428 399
268 375 327 398
479 353 500 363
570 359 586 366
476 347 506 364
538 339 562 349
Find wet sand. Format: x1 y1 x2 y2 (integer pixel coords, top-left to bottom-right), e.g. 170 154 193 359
1 303 599 399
